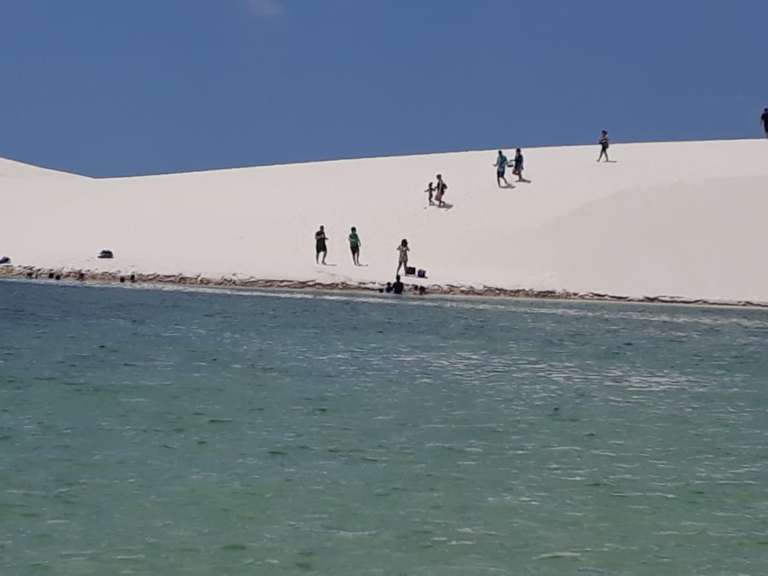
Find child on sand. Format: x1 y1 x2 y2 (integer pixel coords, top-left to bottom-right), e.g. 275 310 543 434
597 130 610 162
435 174 447 207
396 239 410 275
494 150 510 187
348 226 361 266
425 181 435 206
315 225 328 265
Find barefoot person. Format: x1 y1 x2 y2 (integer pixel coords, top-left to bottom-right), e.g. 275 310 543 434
425 181 435 206
348 226 361 266
494 150 510 187
597 130 610 162
435 174 448 207
315 225 328 265
396 239 410 275
513 148 525 181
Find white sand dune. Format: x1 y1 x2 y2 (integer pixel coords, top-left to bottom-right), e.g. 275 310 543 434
2 139 767 302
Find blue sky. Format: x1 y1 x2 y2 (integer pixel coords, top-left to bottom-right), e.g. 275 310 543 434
0 0 766 176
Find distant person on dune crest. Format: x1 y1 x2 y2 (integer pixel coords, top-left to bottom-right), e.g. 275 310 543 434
494 150 510 187
425 181 435 206
315 225 328 265
597 130 610 162
348 226 361 266
396 239 410 275
435 174 448 207
513 148 526 182
762 108 768 139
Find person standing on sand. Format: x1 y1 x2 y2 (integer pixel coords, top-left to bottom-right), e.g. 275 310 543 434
597 130 610 162
315 225 328 265
762 108 768 139
425 181 435 206
348 226 361 266
494 150 510 187
435 174 447 207
396 239 410 275
513 148 525 181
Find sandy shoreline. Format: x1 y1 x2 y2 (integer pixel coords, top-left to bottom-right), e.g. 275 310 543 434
3 265 766 309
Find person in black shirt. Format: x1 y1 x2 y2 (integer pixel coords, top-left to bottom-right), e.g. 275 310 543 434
513 148 525 182
762 108 768 139
597 130 610 162
392 275 404 295
315 225 328 265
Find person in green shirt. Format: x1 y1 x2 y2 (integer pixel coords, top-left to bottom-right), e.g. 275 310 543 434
348 226 361 266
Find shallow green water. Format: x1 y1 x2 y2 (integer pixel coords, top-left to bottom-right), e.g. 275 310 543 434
1 281 767 575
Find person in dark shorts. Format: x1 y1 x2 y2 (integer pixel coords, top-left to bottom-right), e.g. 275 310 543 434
513 148 525 181
392 275 404 295
762 108 768 139
494 150 510 187
597 130 610 162
348 226 361 266
315 225 328 265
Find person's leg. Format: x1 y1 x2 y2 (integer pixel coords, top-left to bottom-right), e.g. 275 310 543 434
316 250 319 264
322 250 327 265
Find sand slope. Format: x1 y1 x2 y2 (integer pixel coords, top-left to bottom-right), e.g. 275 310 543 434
2 140 767 302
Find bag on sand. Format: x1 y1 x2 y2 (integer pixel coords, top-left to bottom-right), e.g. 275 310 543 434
405 266 416 276
417 269 427 278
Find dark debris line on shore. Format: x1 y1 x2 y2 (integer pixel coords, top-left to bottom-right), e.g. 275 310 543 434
0 265 765 309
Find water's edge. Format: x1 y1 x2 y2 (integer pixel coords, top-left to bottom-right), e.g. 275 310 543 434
1 264 766 309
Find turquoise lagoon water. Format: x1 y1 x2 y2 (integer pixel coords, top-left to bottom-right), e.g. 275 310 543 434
1 280 767 575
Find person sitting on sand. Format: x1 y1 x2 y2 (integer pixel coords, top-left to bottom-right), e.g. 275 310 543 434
396 239 410 275
392 275 404 295
494 150 510 187
348 226 361 266
597 130 610 162
435 174 447 207
315 225 328 265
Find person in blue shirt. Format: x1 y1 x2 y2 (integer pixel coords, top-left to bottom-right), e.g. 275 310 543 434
494 150 510 187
